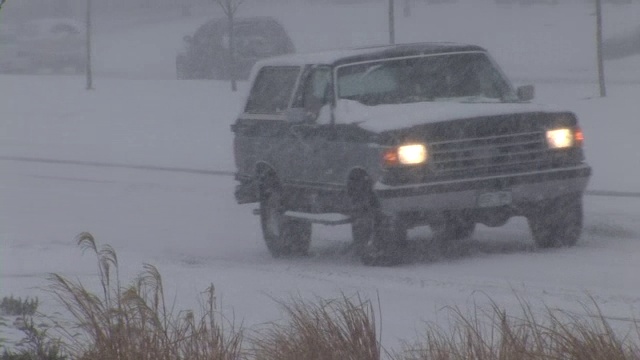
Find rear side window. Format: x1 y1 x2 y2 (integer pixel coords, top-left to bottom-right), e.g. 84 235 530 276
245 66 300 114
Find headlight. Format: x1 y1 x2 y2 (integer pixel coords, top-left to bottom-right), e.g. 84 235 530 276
398 144 428 164
546 128 574 149
383 144 428 166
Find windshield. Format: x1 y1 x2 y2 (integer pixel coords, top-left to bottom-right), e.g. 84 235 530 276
336 52 517 105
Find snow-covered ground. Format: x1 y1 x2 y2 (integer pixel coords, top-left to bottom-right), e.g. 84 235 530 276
1 0 640 352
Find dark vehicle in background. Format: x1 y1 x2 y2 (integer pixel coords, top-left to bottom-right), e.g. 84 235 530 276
176 16 295 80
232 42 591 266
0 18 85 74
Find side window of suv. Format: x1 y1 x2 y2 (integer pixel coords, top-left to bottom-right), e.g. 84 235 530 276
244 66 301 114
292 66 332 123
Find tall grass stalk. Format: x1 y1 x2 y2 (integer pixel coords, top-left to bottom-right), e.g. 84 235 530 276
251 293 381 360
397 294 640 360
46 232 243 360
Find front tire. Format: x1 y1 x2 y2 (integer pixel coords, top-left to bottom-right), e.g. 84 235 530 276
350 182 376 256
348 177 407 266
359 213 408 266
527 194 583 248
260 179 312 257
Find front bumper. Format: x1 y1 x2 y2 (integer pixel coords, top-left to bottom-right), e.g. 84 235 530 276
375 164 591 212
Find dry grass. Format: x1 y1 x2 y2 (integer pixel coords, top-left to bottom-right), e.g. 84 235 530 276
250 293 381 360
46 232 243 360
396 295 640 360
41 233 640 360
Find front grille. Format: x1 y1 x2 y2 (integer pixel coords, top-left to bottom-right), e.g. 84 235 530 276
429 131 549 178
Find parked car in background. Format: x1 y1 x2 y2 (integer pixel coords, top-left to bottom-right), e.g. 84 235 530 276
1 18 85 74
232 42 591 266
176 16 295 80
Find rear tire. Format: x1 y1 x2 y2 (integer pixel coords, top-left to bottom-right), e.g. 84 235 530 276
527 194 583 248
351 213 373 257
259 178 312 257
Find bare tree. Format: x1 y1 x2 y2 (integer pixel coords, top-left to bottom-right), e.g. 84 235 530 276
213 0 244 92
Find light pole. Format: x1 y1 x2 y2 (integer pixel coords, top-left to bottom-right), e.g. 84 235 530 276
388 0 395 45
86 0 93 90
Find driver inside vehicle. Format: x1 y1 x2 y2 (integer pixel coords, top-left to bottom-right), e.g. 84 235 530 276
300 67 333 124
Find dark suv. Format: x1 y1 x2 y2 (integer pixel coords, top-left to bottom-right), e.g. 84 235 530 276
232 43 591 266
176 16 295 80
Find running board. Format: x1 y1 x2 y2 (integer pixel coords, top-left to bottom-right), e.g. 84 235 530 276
251 209 352 226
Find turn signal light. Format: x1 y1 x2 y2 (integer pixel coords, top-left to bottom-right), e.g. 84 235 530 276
574 127 585 145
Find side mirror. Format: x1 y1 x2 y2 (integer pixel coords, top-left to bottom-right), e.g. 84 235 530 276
183 35 192 43
517 85 535 101
285 108 307 123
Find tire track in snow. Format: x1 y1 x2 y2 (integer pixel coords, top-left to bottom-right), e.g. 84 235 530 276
0 155 234 177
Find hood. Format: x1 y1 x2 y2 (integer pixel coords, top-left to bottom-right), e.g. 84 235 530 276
334 99 563 133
